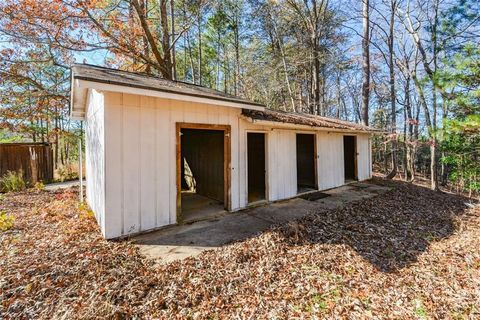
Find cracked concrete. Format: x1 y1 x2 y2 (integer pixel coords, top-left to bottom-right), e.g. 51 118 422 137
132 181 390 264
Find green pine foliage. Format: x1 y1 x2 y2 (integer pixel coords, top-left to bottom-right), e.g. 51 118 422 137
439 45 480 193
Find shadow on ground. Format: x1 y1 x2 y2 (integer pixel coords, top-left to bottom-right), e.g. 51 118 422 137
278 180 472 272
133 181 388 263
133 179 474 272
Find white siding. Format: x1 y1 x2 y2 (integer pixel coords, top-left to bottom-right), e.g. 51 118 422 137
357 134 372 181
317 132 345 190
237 124 300 206
268 130 298 201
85 89 106 236
102 93 241 238
85 89 374 238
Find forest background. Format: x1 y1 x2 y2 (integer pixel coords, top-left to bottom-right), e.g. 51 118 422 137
0 0 478 194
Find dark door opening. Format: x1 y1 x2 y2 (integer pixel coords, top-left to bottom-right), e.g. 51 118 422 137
247 132 266 203
180 128 226 222
343 135 357 181
296 133 317 193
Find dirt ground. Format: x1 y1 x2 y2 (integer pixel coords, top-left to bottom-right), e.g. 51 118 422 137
1 178 479 319
134 181 389 264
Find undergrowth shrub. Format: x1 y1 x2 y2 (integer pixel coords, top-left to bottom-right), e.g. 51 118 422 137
55 164 79 182
34 182 45 191
0 210 14 231
78 202 95 220
1 170 26 192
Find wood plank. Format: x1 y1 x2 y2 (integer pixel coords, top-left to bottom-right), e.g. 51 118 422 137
122 105 141 234
140 104 156 230
0 143 53 185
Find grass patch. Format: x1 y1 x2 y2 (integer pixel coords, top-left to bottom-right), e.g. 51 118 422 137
1 170 26 192
0 210 14 231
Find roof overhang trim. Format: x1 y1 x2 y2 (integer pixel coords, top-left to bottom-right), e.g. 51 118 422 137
240 116 382 134
70 78 265 120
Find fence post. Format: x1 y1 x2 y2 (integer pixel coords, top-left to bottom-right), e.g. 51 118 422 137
78 138 84 203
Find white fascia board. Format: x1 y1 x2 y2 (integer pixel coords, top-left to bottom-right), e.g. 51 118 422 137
70 79 89 121
240 116 376 135
77 79 265 111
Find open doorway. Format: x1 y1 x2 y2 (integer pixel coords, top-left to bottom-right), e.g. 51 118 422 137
177 124 230 223
343 135 357 182
247 132 266 203
296 133 317 193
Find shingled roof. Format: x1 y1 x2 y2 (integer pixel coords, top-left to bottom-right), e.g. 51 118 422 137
72 64 264 108
242 109 381 133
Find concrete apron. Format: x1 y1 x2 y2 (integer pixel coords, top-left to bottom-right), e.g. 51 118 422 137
132 181 390 264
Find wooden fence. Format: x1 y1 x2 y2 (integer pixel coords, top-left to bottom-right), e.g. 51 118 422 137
0 143 54 184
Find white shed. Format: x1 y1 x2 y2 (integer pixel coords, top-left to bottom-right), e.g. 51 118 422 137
70 64 379 239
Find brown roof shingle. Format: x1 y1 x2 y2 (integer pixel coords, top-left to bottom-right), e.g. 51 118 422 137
242 109 381 133
72 64 265 108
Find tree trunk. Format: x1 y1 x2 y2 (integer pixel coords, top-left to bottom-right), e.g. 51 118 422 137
404 74 414 181
385 0 397 179
131 0 172 78
233 3 240 96
170 0 176 80
412 66 438 190
271 19 295 112
141 0 150 73
361 0 370 125
197 14 202 86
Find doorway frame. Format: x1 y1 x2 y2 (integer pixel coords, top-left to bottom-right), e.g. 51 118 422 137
245 130 269 204
176 122 231 222
295 132 319 193
343 135 358 181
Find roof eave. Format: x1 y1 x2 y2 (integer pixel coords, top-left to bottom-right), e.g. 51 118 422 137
69 75 265 121
240 116 381 134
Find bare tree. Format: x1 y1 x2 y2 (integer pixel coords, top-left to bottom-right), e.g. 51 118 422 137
400 0 440 190
361 0 370 125
385 0 398 179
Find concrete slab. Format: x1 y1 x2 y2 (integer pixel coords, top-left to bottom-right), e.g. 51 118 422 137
181 192 226 223
45 180 84 191
132 181 390 264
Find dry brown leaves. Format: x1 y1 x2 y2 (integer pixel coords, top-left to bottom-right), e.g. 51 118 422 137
1 181 479 319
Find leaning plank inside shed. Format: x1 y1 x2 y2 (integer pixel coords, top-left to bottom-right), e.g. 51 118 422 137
180 128 226 222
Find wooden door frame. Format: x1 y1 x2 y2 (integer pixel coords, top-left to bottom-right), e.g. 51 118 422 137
344 135 358 181
176 122 231 223
246 130 268 204
353 135 358 180
295 132 319 192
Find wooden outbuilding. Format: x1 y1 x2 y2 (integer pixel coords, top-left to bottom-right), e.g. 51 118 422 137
70 64 380 239
0 142 53 185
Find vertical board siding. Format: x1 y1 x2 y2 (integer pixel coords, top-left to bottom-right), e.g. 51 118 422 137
139 97 156 231
85 90 106 236
122 104 141 234
96 91 374 238
155 98 171 225
104 93 123 238
317 132 345 190
0 143 53 186
229 110 240 210
357 134 372 181
268 130 297 201
103 93 242 238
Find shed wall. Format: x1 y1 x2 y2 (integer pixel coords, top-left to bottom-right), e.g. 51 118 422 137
88 90 373 238
268 130 298 201
102 93 241 238
85 89 106 236
317 132 345 190
357 134 372 181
